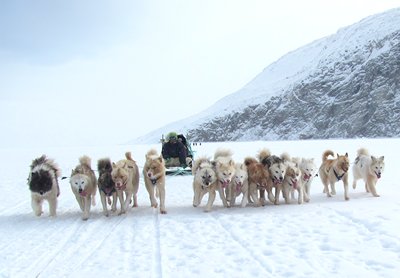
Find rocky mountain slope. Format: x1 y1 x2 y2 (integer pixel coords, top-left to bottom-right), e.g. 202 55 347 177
131 7 400 144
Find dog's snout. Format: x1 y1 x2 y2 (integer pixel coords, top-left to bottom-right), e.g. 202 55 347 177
78 188 83 193
39 191 44 195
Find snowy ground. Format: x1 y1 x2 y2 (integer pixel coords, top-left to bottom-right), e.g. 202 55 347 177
0 138 399 278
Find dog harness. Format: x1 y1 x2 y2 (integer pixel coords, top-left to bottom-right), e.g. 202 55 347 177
101 187 116 197
333 169 345 181
150 177 160 185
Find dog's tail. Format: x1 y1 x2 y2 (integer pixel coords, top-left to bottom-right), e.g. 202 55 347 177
214 148 233 160
356 148 370 157
280 152 291 162
125 152 136 162
192 156 211 175
97 158 112 174
257 148 271 163
79 155 92 169
146 149 159 157
322 150 334 162
244 157 258 166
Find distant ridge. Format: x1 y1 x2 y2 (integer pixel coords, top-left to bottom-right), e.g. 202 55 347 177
129 7 400 144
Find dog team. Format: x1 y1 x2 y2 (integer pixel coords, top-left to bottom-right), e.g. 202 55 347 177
27 147 385 218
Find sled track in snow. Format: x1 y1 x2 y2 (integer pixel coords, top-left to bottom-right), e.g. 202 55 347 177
152 209 163 278
207 213 272 275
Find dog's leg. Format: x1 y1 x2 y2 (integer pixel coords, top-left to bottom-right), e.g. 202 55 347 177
266 185 275 203
101 193 109 217
297 186 303 204
111 193 117 212
193 186 202 207
283 186 290 204
122 192 133 213
330 182 337 195
367 178 380 197
343 177 350 201
365 182 370 193
158 185 167 214
274 184 282 205
75 195 85 212
132 193 138 207
303 187 310 203
48 197 57 217
91 190 96 206
82 196 91 220
199 190 207 204
217 185 228 207
31 197 43 216
117 190 126 215
352 179 358 189
145 180 158 208
250 185 261 207
240 187 248 208
205 190 216 212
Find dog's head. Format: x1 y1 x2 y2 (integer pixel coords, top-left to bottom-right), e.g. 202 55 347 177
98 172 115 194
371 155 385 179
247 162 270 189
233 163 247 192
300 158 315 180
337 153 350 173
111 163 130 190
144 154 164 180
214 158 235 188
197 167 216 188
269 162 287 184
70 172 91 197
285 164 301 190
28 169 54 195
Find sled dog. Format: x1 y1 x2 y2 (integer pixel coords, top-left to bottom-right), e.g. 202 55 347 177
70 156 97 220
280 153 309 204
319 150 350 200
352 148 385 197
97 158 117 217
192 156 217 212
213 148 235 208
143 149 167 214
111 152 140 215
227 163 249 208
259 148 287 205
28 155 61 217
292 157 316 202
244 157 270 207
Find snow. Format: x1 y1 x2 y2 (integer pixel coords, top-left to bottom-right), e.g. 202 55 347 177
1 138 399 277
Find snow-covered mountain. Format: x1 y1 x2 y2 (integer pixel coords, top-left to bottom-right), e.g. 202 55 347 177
130 7 400 144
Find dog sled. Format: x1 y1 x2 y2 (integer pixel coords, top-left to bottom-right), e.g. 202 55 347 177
161 133 195 175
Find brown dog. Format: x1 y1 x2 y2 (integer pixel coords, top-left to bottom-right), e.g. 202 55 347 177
319 150 350 200
143 149 167 214
244 157 270 207
111 152 140 215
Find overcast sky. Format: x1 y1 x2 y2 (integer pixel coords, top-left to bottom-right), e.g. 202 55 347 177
1 0 399 148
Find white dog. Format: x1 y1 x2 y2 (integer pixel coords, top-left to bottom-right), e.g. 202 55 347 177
213 148 235 208
293 157 316 202
227 163 249 208
70 156 97 220
192 156 217 212
352 148 385 197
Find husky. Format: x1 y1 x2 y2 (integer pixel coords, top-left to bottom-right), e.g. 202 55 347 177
192 156 217 212
319 150 350 200
292 157 316 202
143 149 167 214
244 157 270 207
259 148 286 205
111 152 140 215
97 158 117 217
28 155 61 217
352 148 385 197
280 153 309 205
213 148 235 208
70 156 97 220
227 163 249 208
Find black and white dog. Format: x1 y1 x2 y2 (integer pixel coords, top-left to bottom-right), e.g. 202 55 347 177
28 155 61 217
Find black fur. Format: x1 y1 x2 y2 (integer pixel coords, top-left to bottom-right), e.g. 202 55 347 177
97 158 115 194
261 155 285 167
28 155 59 196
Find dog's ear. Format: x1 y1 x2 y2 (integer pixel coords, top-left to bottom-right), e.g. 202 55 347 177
229 159 234 166
345 153 348 157
158 155 163 163
311 158 314 163
380 156 384 161
112 162 117 169
371 155 376 162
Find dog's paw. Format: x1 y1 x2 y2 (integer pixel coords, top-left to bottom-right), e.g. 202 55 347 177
118 211 126 216
82 217 89 221
132 203 138 207
345 197 350 201
161 210 167 214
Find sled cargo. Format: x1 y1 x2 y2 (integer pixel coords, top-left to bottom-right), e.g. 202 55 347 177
161 133 195 175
